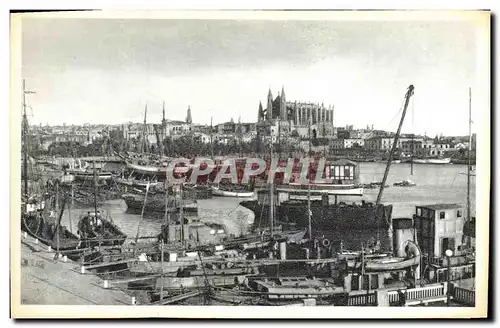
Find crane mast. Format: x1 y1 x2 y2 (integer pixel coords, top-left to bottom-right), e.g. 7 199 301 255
376 85 415 205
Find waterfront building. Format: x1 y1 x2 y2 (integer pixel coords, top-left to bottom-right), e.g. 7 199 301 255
39 132 89 150
331 138 365 149
364 136 416 151
414 204 465 259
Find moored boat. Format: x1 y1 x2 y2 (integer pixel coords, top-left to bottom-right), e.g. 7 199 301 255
76 210 127 246
393 180 416 187
122 192 199 214
211 186 254 198
154 274 248 292
67 168 113 181
413 157 451 164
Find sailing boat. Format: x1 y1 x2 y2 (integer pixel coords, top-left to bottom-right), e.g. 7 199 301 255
20 79 45 214
76 162 127 246
20 80 84 256
22 193 84 250
462 87 476 251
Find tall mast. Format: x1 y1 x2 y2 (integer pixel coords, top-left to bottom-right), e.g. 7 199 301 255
93 160 98 216
22 79 35 206
164 176 169 227
161 101 166 157
376 85 415 205
307 116 313 240
22 79 28 203
238 116 243 158
269 137 274 237
142 104 148 154
467 87 472 222
210 116 214 159
323 119 327 157
277 121 281 160
410 133 414 176
179 186 185 251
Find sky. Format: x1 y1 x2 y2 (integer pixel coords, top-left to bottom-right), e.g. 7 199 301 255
21 15 482 136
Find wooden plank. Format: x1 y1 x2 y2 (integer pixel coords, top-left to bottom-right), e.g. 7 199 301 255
108 274 161 284
150 290 203 305
83 258 137 270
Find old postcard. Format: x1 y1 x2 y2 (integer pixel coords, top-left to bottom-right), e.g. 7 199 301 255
10 10 490 318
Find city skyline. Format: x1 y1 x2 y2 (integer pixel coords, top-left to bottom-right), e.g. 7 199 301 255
22 15 480 136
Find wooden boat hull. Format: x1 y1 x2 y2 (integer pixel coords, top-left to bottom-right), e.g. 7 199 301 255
276 184 364 197
67 170 113 181
240 201 393 230
128 253 248 275
155 275 247 291
211 186 254 198
77 214 128 246
122 193 198 214
115 178 160 188
364 242 420 272
393 181 416 187
21 213 87 254
413 158 451 164
364 257 420 272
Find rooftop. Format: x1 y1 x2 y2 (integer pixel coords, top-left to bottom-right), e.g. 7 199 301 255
417 204 464 210
328 159 358 166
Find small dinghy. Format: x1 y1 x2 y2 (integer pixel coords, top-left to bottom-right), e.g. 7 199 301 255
393 180 416 187
211 186 254 198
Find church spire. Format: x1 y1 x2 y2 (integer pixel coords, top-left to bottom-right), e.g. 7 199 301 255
258 101 264 122
267 88 273 120
186 105 192 124
280 85 287 121
162 101 166 124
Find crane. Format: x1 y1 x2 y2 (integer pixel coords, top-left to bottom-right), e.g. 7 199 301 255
376 85 415 205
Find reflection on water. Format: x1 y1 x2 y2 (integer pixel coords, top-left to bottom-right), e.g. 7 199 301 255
59 162 475 249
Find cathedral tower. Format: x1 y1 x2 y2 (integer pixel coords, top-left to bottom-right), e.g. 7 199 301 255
266 88 273 121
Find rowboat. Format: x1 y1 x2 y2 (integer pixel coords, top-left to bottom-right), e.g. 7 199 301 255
393 180 416 187
211 186 254 198
364 242 420 272
413 158 451 164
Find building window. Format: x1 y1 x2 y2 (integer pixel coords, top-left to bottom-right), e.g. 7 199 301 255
416 208 422 216
457 210 462 218
440 211 446 219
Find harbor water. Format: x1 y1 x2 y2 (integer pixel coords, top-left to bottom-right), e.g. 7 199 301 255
58 162 476 251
